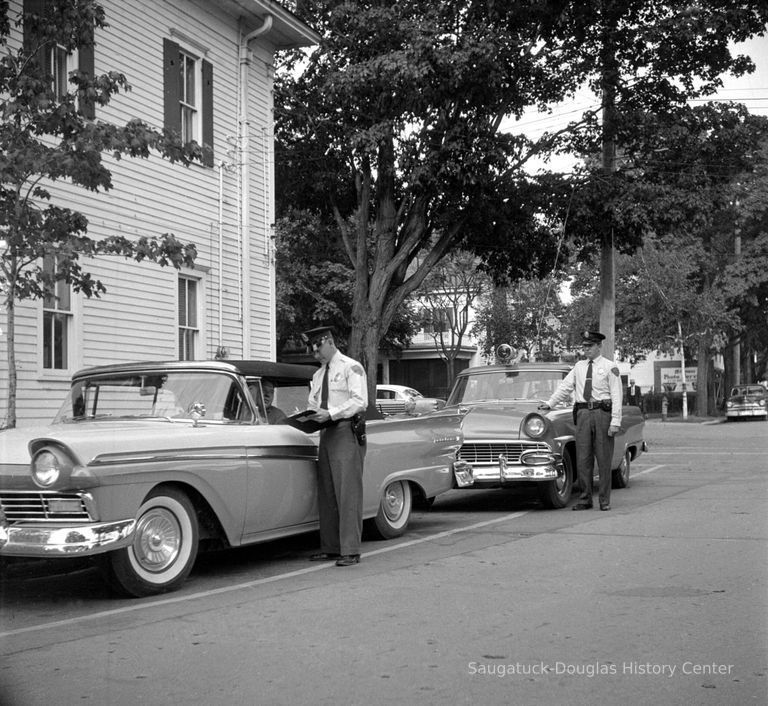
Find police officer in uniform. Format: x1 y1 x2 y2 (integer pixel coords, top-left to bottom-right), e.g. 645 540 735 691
303 326 368 566
539 331 622 511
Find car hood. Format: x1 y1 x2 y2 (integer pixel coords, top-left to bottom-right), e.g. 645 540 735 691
453 400 551 439
0 420 293 467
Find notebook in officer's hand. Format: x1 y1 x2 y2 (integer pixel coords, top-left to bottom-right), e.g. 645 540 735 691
286 409 327 433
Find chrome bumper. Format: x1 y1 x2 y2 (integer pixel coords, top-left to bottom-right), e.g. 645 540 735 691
0 519 136 557
454 452 561 488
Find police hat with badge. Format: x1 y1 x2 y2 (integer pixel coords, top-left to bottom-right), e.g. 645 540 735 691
581 330 605 345
301 325 336 349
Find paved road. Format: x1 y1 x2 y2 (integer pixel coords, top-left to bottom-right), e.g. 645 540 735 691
1 420 766 705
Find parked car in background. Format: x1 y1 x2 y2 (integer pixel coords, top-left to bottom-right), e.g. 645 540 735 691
445 358 646 509
725 384 767 421
0 361 466 597
375 384 446 416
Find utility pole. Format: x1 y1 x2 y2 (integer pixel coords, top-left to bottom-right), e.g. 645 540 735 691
732 228 742 386
678 320 688 420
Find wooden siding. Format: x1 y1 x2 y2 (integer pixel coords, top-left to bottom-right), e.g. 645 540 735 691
1 0 290 427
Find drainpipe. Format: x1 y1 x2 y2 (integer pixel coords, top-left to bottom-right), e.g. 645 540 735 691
218 160 224 352
239 15 273 357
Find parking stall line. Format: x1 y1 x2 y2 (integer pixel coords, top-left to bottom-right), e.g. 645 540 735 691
630 464 666 478
0 511 529 640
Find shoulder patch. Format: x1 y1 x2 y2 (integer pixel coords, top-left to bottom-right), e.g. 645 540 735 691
611 367 620 377
350 363 365 376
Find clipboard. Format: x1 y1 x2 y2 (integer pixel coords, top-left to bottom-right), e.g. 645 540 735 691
286 409 328 434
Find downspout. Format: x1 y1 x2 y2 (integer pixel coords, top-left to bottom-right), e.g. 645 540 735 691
239 15 273 358
217 161 225 354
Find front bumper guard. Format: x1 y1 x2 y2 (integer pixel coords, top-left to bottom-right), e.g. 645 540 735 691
0 518 136 558
456 451 562 487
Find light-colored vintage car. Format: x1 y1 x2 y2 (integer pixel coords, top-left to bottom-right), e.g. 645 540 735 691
725 384 767 421
445 360 646 508
375 384 446 416
0 360 466 597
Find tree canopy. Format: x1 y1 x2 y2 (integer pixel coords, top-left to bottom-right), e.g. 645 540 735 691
276 0 768 393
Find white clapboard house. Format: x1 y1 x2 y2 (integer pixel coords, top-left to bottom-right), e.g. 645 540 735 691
2 0 318 426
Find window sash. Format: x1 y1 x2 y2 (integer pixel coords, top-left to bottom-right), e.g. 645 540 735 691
43 311 70 370
178 276 199 360
178 51 199 144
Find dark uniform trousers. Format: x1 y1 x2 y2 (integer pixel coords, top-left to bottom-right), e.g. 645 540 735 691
575 407 615 506
317 422 365 556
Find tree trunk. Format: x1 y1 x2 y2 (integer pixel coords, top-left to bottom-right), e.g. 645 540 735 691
599 10 618 357
696 337 709 418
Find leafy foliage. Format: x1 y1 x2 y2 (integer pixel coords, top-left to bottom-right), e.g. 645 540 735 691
473 277 567 362
275 1 579 387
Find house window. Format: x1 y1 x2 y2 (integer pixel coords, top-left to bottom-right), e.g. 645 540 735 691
179 50 200 144
42 255 72 370
51 44 78 100
23 0 95 118
178 276 199 360
164 38 214 166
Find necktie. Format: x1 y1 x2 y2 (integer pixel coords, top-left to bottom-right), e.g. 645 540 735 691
320 365 329 409
583 360 593 402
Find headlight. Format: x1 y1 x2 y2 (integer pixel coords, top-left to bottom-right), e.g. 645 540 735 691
32 450 61 487
522 413 547 438
726 401 734 408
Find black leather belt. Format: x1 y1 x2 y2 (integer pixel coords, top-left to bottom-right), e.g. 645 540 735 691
574 400 611 411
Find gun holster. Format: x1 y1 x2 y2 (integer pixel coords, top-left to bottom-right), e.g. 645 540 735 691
351 413 366 446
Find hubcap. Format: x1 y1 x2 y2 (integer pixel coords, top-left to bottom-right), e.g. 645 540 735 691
383 483 405 521
133 508 181 573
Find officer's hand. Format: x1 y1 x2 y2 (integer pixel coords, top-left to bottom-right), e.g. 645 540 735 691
312 409 331 424
608 424 620 437
538 402 551 411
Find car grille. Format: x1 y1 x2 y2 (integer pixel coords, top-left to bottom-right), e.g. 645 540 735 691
458 441 551 465
0 492 92 523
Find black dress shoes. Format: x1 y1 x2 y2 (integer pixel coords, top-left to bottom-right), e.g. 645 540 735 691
309 552 339 561
572 503 593 511
335 554 360 567
600 503 611 511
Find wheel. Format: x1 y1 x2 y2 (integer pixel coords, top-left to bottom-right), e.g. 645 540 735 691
538 449 574 509
368 480 412 539
612 449 631 489
103 487 199 597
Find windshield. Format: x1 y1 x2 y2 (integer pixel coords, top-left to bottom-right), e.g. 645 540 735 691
731 386 766 397
448 369 568 405
54 371 254 424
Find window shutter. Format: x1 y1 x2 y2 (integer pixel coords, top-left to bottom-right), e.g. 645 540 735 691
23 0 52 81
79 33 95 119
202 59 214 167
163 38 181 135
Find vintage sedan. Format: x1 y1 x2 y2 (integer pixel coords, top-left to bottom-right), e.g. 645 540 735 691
445 359 646 509
0 360 465 597
375 384 446 416
725 384 767 421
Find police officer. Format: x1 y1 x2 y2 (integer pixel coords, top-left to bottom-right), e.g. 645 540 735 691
539 331 622 511
303 326 368 566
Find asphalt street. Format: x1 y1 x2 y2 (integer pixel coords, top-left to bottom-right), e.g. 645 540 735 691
0 418 766 705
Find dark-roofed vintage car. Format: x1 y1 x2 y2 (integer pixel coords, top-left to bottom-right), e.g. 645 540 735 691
375 384 446 416
725 384 767 421
0 360 465 597
445 360 646 508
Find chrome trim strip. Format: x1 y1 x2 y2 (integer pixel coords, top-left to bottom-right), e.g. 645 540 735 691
90 445 317 466
0 519 135 557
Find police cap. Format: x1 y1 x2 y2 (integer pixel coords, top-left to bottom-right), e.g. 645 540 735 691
581 330 605 344
301 325 336 346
